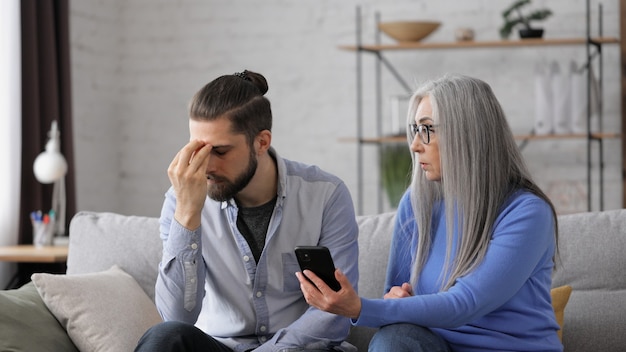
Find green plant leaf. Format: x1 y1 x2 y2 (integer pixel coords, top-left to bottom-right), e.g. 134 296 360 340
527 9 553 21
380 144 412 208
499 18 524 39
502 0 531 18
499 0 552 39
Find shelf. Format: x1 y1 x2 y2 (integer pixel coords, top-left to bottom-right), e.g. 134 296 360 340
339 37 620 52
346 2 620 214
340 133 621 144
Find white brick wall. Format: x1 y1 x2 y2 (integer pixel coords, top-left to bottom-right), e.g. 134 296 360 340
70 0 622 217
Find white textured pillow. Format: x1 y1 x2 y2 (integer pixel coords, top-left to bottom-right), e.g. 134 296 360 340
32 265 162 352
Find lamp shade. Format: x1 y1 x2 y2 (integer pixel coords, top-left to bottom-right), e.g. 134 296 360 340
33 121 67 184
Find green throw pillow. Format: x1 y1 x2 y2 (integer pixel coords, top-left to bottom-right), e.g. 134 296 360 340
0 281 78 352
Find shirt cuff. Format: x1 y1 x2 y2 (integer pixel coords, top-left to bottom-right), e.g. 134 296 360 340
163 218 201 258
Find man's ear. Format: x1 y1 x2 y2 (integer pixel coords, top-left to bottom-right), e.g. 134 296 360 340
255 130 272 155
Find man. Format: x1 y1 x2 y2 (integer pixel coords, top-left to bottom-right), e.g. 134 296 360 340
135 70 359 352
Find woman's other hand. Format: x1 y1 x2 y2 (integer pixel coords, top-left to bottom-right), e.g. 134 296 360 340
384 282 414 299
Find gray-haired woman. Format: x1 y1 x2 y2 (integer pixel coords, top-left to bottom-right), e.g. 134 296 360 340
297 74 562 352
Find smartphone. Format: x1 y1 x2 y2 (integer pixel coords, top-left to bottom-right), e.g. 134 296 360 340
295 246 341 291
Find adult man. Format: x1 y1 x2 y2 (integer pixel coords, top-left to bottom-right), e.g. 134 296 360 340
135 70 359 352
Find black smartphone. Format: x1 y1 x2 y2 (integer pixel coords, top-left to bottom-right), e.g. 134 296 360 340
295 246 341 291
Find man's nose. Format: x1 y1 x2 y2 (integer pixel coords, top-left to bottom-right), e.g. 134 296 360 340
205 157 218 174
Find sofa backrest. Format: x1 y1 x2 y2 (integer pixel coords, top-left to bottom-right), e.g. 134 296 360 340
353 208 626 352
66 208 626 352
354 212 395 299
67 211 161 300
552 208 626 351
67 211 397 303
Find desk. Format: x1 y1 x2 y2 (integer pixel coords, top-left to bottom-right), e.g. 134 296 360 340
0 245 69 289
0 245 68 263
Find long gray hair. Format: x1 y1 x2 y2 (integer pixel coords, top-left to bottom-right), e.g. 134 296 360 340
406 74 557 291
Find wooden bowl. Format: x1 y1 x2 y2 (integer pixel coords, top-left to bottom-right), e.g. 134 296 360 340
378 21 441 42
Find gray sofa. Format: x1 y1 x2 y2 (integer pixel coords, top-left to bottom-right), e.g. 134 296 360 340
1 208 625 351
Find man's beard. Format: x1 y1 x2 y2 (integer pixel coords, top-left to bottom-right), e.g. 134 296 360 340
206 150 258 202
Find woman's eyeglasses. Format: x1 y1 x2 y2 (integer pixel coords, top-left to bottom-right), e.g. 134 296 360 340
409 123 438 145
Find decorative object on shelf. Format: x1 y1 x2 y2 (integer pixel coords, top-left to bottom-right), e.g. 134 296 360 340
455 27 475 42
571 61 600 134
389 95 411 136
380 143 412 208
534 59 601 136
552 61 572 135
33 120 68 237
499 0 552 39
378 21 441 43
533 60 553 135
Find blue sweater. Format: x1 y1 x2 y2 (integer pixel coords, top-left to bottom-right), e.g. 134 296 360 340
354 190 562 351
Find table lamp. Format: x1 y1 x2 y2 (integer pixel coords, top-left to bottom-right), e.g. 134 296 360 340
33 120 67 236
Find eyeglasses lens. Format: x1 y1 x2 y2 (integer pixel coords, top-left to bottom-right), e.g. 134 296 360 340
409 124 431 144
419 125 429 144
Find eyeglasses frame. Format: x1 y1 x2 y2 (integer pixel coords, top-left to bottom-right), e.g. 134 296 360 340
409 123 438 145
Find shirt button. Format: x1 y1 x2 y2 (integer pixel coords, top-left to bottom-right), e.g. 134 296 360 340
256 291 263 298
243 255 250 262
259 336 267 342
191 243 198 250
260 325 266 332
190 278 196 283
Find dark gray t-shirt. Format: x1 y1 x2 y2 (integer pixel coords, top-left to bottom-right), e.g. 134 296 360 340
236 196 277 262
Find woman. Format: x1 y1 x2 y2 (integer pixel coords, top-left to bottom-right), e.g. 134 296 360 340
296 74 562 351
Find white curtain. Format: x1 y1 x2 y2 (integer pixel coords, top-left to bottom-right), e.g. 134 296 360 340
0 0 22 287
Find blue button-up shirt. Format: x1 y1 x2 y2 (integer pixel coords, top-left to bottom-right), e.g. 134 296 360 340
155 148 359 352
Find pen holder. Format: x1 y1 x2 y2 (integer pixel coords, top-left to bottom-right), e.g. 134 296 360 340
33 219 55 247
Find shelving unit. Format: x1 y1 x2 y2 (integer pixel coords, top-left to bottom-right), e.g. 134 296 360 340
341 2 621 215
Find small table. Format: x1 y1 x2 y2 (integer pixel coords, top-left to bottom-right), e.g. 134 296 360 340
0 245 69 263
0 245 69 289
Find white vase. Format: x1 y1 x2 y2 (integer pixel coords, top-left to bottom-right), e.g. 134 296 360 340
534 60 553 135
552 61 572 134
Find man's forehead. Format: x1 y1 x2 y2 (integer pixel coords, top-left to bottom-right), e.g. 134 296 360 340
189 120 247 145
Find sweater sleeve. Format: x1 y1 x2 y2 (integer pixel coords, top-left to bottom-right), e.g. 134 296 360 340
354 194 556 329
382 191 415 295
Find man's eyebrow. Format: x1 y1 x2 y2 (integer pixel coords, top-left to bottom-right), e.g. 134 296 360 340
211 145 232 151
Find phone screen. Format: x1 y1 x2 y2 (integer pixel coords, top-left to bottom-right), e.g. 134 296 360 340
295 246 341 291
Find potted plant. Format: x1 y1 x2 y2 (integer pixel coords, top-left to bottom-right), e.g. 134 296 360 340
380 143 412 208
499 0 552 39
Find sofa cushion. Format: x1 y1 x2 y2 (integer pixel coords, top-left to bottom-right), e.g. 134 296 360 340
346 212 395 352
553 209 626 290
355 212 396 299
552 209 626 351
32 265 163 352
67 211 162 300
0 281 79 352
